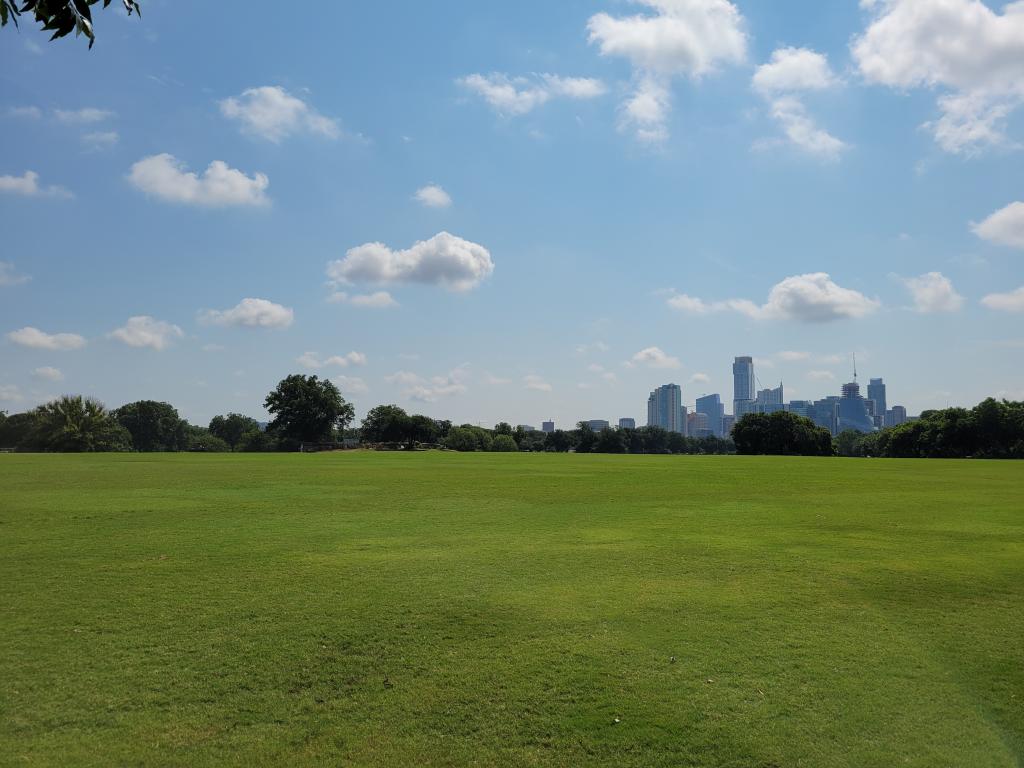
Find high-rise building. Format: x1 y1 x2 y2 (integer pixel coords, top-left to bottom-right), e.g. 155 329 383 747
868 378 887 428
722 415 736 436
787 400 812 419
695 394 725 437
755 383 785 414
837 379 876 434
618 418 636 430
586 420 610 432
733 356 755 418
811 397 841 435
884 406 908 427
542 421 555 434
687 411 711 438
648 384 685 434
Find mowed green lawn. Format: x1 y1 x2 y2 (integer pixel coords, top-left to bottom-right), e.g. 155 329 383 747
1 453 1022 767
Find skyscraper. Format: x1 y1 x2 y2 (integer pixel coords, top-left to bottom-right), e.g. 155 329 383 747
695 394 725 437
733 356 755 418
837 379 876 433
618 418 636 430
648 384 685 434
868 378 887 428
542 421 555 434
755 383 785 413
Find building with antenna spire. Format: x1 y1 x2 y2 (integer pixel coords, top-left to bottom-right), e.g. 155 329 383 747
836 355 876 433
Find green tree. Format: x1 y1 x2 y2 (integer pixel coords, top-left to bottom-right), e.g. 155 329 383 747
408 414 440 446
265 375 351 446
1 0 140 49
361 405 412 444
0 411 43 450
732 412 833 457
444 426 479 452
494 422 513 436
34 395 130 452
544 429 573 452
594 427 626 454
491 434 518 452
575 422 597 454
186 426 229 452
208 413 259 451
114 400 189 452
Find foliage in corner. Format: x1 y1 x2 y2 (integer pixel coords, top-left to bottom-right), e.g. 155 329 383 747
1 0 140 48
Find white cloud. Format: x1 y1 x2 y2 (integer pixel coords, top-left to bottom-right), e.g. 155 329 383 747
853 0 1024 154
333 375 369 395
82 131 119 150
667 273 880 322
0 385 24 404
458 73 607 116
484 372 511 385
327 290 399 308
414 184 453 209
587 0 747 142
753 48 846 159
524 374 553 392
982 285 1024 313
0 262 30 287
108 316 184 350
7 106 41 119
327 232 493 292
630 346 682 369
689 372 711 384
7 327 86 351
778 350 811 361
200 298 294 329
32 366 63 382
973 201 1024 248
54 107 114 124
298 351 367 369
902 272 964 313
0 171 72 198
807 370 836 381
219 86 340 142
576 341 610 355
128 154 269 207
388 367 469 402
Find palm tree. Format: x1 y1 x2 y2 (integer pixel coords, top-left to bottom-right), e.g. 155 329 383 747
34 395 130 452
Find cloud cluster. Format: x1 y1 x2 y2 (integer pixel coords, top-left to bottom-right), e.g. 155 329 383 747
128 154 269 207
108 316 185 350
388 367 469 402
200 298 294 329
0 171 72 198
630 346 682 369
458 73 607 116
7 326 86 351
668 273 879 322
32 366 64 382
297 351 367 369
328 290 399 309
901 272 964 314
0 261 30 287
54 107 114 124
327 232 493 292
853 0 1024 154
587 0 747 142
220 86 340 142
973 201 1024 249
414 184 452 209
982 286 1024 313
753 47 846 160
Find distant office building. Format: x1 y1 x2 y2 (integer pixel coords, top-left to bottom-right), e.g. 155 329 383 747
695 394 725 437
517 425 537 433
687 411 711 438
787 400 812 419
618 418 636 430
542 421 555 434
586 420 610 432
868 378 887 428
837 379 876 434
648 384 685 434
755 383 785 414
810 397 841 435
733 356 755 418
722 415 736 436
884 406 908 428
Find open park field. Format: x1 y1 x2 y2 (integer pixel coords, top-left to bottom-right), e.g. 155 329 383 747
1 452 1022 767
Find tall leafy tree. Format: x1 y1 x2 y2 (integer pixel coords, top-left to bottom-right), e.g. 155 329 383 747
1 0 140 48
34 395 130 452
265 375 351 445
209 413 259 451
361 405 411 444
114 400 189 452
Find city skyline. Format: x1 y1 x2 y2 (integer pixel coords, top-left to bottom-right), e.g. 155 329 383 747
2 1 1022 428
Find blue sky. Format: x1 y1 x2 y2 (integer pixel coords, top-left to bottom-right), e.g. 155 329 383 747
2 0 1023 428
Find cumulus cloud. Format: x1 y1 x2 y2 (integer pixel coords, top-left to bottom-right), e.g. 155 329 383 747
32 366 63 382
388 367 468 402
0 171 72 198
853 0 1024 154
108 316 185 350
297 351 367 369
982 285 1024 313
333 375 369 396
630 346 682 369
973 201 1024 248
587 0 747 142
524 374 553 392
0 385 24 404
82 131 119 150
219 86 340 142
667 273 879 322
458 73 607 116
327 232 493 292
901 272 964 313
753 48 846 159
200 298 294 329
414 184 453 209
0 261 30 287
689 372 711 384
7 326 86 351
329 290 399 309
128 154 269 207
54 107 114 124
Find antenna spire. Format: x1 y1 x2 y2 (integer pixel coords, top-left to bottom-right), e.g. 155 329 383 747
853 353 858 382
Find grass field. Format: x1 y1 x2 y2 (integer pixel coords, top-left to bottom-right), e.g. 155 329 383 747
1 452 1022 767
